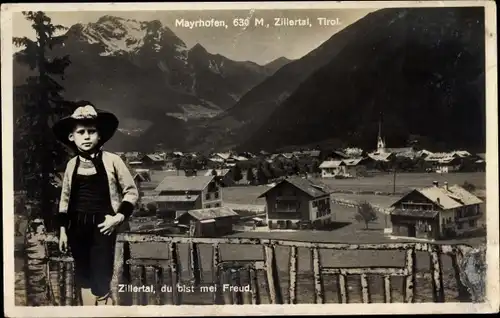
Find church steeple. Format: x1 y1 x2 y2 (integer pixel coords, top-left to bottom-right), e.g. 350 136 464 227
376 113 386 154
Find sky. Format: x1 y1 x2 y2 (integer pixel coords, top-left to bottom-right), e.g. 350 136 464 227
12 9 374 65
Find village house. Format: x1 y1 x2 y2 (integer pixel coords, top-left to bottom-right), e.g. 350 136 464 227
153 175 222 219
389 181 483 240
386 147 417 159
474 153 486 171
123 151 141 162
175 206 239 237
319 160 346 178
434 156 463 173
258 177 333 230
140 154 165 170
342 158 369 177
368 152 394 163
237 152 256 159
204 168 236 187
132 169 151 195
323 150 349 161
319 158 372 178
163 158 175 170
270 153 297 163
208 152 242 168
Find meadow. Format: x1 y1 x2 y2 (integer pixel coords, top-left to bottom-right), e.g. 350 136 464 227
221 172 486 206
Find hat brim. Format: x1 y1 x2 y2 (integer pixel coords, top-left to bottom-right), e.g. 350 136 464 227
52 111 119 150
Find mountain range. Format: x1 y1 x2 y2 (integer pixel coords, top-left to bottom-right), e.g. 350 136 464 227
13 8 486 153
202 7 486 153
13 15 290 151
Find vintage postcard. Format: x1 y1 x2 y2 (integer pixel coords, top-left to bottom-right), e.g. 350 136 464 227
2 1 499 317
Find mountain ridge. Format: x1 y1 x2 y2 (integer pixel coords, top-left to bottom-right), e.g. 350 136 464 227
13 15 292 151
238 7 485 153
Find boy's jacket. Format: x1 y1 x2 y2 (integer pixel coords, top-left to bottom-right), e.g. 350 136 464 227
58 151 139 220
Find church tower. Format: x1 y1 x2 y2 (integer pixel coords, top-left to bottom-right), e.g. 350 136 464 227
376 115 386 154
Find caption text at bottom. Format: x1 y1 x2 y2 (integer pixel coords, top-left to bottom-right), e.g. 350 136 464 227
118 284 251 293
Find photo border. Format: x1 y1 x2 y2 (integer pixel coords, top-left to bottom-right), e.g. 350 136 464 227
2 1 498 316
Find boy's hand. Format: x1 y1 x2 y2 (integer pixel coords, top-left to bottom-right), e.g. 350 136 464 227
98 214 125 235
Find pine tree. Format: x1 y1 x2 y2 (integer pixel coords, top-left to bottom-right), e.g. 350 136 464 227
232 164 243 182
13 11 72 230
246 168 255 185
257 165 268 185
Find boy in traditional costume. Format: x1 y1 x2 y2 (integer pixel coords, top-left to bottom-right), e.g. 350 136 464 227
53 102 138 306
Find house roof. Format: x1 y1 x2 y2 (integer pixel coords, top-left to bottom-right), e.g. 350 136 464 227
445 185 483 205
319 160 344 168
368 152 393 162
258 177 331 199
416 149 434 157
155 176 214 192
343 158 364 166
133 173 147 182
425 152 457 161
209 157 225 163
418 187 463 209
386 147 414 154
391 209 439 218
233 156 248 161
391 183 482 210
179 206 239 221
476 153 486 160
144 154 164 162
214 152 232 160
155 195 200 202
452 150 471 157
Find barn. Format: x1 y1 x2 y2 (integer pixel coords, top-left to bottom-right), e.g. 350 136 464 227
175 206 240 237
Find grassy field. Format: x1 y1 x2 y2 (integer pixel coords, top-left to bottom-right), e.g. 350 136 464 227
222 172 486 206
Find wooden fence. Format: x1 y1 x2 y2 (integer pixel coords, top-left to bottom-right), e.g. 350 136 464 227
22 219 483 306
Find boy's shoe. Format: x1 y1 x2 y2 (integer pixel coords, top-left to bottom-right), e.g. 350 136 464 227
94 292 115 306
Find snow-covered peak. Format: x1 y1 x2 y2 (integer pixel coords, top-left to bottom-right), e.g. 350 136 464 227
73 15 187 57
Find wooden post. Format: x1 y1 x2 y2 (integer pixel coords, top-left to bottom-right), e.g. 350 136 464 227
24 218 51 306
169 242 181 305
383 275 392 303
337 273 348 304
360 273 370 303
189 242 201 286
111 240 126 306
264 244 283 304
429 245 445 302
311 247 324 304
288 246 298 304
404 247 416 303
249 267 261 305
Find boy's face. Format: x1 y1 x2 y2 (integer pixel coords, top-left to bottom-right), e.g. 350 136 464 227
68 124 100 152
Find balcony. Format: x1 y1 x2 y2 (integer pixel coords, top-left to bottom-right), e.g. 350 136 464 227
455 213 482 222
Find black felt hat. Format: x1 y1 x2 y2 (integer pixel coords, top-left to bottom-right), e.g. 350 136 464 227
52 103 119 150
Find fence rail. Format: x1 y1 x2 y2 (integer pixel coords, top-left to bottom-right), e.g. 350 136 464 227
22 219 482 306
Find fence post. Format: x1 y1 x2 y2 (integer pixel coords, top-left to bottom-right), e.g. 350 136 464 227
264 244 283 304
457 246 486 302
24 218 51 306
403 247 416 303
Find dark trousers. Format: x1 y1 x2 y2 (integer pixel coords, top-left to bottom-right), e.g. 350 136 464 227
68 212 117 297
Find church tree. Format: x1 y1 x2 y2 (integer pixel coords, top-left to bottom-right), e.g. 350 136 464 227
13 11 73 229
